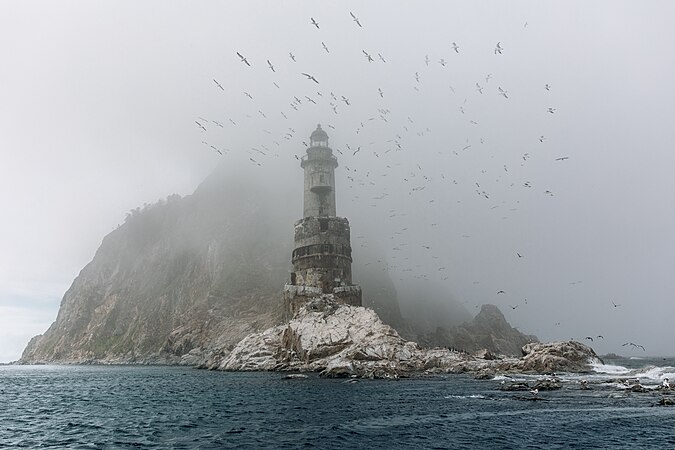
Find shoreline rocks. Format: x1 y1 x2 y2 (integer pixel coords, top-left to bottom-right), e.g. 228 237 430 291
208 295 602 379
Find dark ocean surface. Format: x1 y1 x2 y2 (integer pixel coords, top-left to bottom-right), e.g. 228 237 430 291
1 358 675 449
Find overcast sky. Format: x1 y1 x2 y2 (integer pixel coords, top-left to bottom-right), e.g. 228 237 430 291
1 1 674 362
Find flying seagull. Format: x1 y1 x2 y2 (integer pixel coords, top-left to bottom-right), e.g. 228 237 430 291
494 42 503 54
623 342 646 351
289 52 296 62
451 42 460 53
350 11 362 27
213 79 224 90
555 156 569 161
322 42 329 53
378 53 386 63
267 60 275 72
545 84 551 91
548 107 556 114
498 86 508 98
310 17 319 29
362 50 373 62
236 51 251 66
301 73 319 84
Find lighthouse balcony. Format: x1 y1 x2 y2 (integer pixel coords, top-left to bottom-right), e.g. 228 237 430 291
310 184 332 194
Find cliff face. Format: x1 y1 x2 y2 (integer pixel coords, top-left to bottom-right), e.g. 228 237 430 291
21 166 404 364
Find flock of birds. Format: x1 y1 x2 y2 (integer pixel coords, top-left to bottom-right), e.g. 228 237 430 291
193 10 642 354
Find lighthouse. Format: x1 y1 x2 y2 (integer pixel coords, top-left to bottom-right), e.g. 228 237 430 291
301 124 337 217
283 125 362 321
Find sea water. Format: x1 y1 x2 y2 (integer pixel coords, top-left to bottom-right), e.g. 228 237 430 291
1 359 675 449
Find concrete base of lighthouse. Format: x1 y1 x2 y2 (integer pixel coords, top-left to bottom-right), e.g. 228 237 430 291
282 284 362 323
282 215 362 322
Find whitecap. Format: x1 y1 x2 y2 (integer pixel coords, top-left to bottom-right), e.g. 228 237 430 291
628 365 675 383
590 362 631 376
444 394 486 399
492 374 515 381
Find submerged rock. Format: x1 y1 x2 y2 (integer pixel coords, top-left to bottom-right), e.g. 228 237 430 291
532 379 562 391
500 382 532 392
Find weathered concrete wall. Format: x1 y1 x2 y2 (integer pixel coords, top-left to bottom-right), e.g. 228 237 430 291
293 217 351 246
290 217 354 292
282 284 361 322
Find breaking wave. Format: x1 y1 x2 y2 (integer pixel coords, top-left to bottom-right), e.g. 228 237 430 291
590 361 675 383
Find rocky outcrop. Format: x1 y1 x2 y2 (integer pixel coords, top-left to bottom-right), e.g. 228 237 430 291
420 304 539 356
209 295 464 378
212 296 601 378
507 341 604 373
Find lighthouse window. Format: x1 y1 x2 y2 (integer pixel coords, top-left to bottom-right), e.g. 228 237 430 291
319 218 328 231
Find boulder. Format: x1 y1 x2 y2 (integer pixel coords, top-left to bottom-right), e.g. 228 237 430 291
495 341 603 374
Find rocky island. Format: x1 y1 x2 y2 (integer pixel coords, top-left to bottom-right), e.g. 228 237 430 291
20 126 602 378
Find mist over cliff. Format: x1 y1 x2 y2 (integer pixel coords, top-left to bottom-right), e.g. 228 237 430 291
21 157 540 364
20 168 270 362
20 165 408 363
